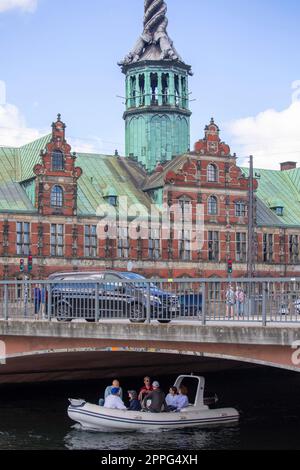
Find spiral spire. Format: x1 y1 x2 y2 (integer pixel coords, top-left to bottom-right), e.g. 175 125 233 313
143 0 168 35
119 0 183 66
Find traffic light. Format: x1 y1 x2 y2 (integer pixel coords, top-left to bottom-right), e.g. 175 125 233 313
227 259 233 275
28 255 33 272
20 259 25 273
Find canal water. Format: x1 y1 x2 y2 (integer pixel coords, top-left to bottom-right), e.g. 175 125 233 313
0 367 300 450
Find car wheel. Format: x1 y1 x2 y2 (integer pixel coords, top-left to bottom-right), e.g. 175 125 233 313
129 304 146 324
55 302 72 322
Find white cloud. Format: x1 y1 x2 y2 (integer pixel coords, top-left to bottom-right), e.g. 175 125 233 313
0 0 38 13
0 102 42 147
227 101 300 170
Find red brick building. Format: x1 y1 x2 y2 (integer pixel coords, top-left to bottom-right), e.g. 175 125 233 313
0 115 299 280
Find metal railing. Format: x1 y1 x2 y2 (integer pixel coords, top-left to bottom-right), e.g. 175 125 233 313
0 277 300 325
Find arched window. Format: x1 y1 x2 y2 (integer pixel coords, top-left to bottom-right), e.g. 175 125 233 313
52 150 64 171
51 186 63 208
207 164 218 182
208 196 218 215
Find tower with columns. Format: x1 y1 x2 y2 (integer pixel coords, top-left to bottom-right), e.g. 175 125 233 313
119 0 192 172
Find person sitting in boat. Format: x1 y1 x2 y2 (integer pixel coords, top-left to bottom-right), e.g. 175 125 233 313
105 379 123 400
104 387 127 410
128 390 142 411
174 385 189 411
99 379 123 406
138 376 153 402
142 381 166 413
165 386 179 412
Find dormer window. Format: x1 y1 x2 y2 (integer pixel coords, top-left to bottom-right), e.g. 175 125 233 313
51 186 63 208
269 199 284 217
52 150 64 171
107 196 118 207
104 187 118 207
275 207 284 216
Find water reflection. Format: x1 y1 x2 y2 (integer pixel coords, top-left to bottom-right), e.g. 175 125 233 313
64 424 240 451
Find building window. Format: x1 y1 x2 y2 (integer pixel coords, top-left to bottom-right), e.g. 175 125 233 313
150 73 158 105
207 164 218 182
208 231 219 262
263 233 274 263
118 226 129 258
289 235 299 263
208 196 218 215
84 225 97 257
108 196 118 207
179 230 191 261
51 224 64 257
16 222 30 256
275 207 284 216
51 186 63 208
52 150 64 171
235 201 247 217
149 229 161 260
236 232 247 262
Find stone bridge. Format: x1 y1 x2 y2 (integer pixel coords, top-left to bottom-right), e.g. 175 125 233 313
0 320 300 384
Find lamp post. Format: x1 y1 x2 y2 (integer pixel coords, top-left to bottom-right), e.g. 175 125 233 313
247 155 255 278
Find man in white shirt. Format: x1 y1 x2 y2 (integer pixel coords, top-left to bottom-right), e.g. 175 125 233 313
104 387 127 410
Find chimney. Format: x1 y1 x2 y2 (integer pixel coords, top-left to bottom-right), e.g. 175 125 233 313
280 162 297 171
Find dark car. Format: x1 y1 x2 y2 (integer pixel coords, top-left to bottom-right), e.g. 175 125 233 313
48 271 180 324
179 292 202 317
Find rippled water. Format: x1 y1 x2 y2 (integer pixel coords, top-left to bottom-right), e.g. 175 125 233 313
0 368 300 450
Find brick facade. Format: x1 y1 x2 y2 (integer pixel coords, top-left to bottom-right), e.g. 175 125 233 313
0 116 299 280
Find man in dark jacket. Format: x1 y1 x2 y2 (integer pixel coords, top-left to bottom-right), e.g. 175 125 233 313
142 381 166 413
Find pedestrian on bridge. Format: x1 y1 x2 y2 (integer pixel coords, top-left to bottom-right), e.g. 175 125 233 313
226 285 235 319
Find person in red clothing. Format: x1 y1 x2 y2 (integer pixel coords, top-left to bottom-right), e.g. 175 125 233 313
138 376 153 402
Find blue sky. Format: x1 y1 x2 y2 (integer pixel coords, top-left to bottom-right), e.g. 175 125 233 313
1 0 300 168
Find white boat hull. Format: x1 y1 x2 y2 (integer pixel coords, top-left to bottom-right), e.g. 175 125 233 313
68 402 239 432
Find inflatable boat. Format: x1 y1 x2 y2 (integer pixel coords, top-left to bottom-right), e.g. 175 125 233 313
68 375 239 432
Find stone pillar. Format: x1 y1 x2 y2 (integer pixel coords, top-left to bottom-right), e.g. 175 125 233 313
178 75 183 109
157 72 163 106
135 74 139 108
145 72 151 106
169 72 175 106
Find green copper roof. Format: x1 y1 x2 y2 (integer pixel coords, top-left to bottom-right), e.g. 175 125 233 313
243 167 300 227
76 153 152 216
0 132 300 227
18 134 51 182
0 181 36 212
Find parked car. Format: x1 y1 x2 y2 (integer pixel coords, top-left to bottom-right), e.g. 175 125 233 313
178 292 202 316
48 271 180 324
